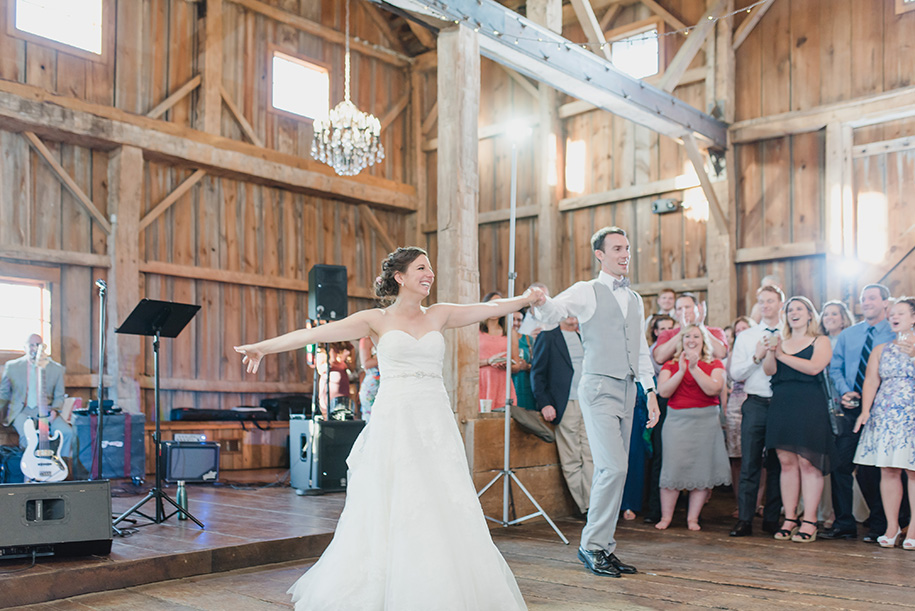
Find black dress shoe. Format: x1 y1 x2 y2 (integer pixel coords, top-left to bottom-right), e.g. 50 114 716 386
729 520 752 537
819 527 857 540
577 547 621 577
605 552 637 574
643 514 660 524
761 520 781 535
862 532 881 544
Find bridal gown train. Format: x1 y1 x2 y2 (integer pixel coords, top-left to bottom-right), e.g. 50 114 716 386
288 330 527 611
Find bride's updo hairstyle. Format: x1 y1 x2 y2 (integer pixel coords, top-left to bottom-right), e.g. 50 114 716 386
375 246 428 304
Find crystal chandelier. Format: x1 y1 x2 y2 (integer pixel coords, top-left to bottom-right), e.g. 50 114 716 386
311 0 384 176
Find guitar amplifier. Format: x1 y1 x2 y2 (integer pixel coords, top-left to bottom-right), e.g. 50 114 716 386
290 417 364 493
159 441 220 483
72 413 146 480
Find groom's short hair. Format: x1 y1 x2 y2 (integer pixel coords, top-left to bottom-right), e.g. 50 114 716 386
591 226 627 252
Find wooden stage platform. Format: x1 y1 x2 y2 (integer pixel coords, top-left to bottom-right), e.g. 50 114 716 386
3 471 915 610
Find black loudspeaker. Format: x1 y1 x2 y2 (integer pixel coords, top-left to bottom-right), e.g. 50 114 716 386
308 264 348 320
159 441 220 483
289 418 364 493
0 480 113 559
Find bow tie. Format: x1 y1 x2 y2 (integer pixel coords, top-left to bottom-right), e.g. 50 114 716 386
612 277 630 290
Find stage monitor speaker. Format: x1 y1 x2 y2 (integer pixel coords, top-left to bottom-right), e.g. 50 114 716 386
308 264 348 320
0 480 113 559
289 418 365 493
159 441 220 483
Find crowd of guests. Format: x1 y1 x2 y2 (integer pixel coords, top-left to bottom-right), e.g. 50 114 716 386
469 278 915 551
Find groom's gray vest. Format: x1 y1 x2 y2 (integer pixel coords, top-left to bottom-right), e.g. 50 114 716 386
578 280 641 380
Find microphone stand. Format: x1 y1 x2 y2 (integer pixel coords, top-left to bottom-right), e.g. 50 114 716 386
93 279 107 481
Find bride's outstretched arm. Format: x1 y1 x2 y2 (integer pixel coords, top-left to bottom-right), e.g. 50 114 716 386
435 287 545 330
235 310 377 374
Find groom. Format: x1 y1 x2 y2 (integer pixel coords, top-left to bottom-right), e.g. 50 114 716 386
532 226 659 577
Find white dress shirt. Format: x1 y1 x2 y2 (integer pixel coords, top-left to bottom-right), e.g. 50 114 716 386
533 271 655 391
729 320 782 397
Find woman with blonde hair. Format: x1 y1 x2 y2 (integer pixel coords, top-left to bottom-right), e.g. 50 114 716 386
655 324 730 530
819 300 855 345
764 296 836 543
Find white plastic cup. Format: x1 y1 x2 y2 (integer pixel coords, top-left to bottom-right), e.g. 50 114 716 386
480 399 493 414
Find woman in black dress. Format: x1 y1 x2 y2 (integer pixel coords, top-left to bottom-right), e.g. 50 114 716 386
763 296 836 543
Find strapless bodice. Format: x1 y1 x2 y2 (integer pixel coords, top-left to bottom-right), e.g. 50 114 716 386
376 330 445 380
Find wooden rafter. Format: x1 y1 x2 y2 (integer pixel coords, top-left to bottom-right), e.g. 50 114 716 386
359 204 397 253
639 0 687 31
423 116 540 151
138 169 207 232
732 0 775 51
497 64 539 98
406 19 436 49
360 0 406 53
421 100 438 134
220 85 264 148
683 134 727 228
146 75 201 120
570 0 611 60
599 4 623 31
379 93 410 130
657 0 726 93
22 131 112 233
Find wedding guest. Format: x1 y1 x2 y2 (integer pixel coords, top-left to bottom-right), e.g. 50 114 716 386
479 291 517 410
643 313 676 523
646 288 676 323
750 275 782 323
512 310 536 410
725 316 756 512
820 300 855 345
358 336 379 421
853 297 915 550
655 325 729 530
764 296 836 543
316 342 354 416
653 293 728 364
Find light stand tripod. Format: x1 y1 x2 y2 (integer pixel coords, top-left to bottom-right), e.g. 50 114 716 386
477 129 568 545
113 299 202 528
91 279 107 481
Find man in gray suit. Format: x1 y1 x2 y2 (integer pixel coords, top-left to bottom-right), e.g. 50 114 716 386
533 226 660 577
0 334 72 458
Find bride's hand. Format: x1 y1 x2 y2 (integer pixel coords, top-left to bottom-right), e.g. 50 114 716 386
235 344 265 374
524 286 546 307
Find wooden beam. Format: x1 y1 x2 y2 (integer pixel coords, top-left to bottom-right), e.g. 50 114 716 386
498 64 540 99
421 100 438 134
22 131 112 233
853 135 915 158
639 0 687 31
139 260 377 300
226 0 411 67
220 85 263 147
139 169 208 232
423 116 539 151
0 244 109 267
383 0 727 148
599 4 623 31
202 0 223 135
824 122 854 300
358 204 397 253
478 204 540 225
570 0 611 60
413 49 438 72
406 18 436 49
0 80 417 212
361 0 406 53
559 173 703 211
107 146 144 414
734 241 827 264
65 374 310 394
730 86 915 143
379 92 410 131
558 67 707 118
409 67 427 246
732 0 775 51
146 75 201 120
683 134 727 228
657 0 726 93
631 276 707 295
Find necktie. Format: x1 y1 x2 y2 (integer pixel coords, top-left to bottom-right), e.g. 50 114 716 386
853 326 876 394
765 328 778 334
613 277 630 290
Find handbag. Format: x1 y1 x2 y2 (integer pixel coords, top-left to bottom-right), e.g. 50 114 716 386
510 405 555 443
818 371 843 436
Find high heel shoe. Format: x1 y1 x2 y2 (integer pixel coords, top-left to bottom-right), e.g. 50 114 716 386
903 538 915 550
791 520 818 543
774 518 800 541
877 529 903 548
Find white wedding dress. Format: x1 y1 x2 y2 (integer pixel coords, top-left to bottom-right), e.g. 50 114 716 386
289 330 527 611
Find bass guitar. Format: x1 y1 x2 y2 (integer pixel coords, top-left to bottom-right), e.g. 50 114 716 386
20 352 69 482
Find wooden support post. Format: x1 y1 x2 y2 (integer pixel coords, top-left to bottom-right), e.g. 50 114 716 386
407 68 426 247
824 122 854 302
202 0 223 135
570 0 611 60
658 0 726 93
529 0 563 294
107 146 144 414
436 25 480 424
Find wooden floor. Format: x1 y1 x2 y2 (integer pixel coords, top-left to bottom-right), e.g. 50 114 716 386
4 474 915 610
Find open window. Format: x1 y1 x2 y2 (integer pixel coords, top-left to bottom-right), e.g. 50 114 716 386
606 17 664 80
8 0 111 62
269 48 330 122
0 277 52 355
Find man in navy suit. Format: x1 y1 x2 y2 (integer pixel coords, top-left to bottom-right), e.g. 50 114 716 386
531 316 593 517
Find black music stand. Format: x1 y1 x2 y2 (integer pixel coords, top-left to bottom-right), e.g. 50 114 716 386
113 299 202 528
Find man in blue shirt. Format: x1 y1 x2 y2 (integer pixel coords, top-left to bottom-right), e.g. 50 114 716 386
824 284 895 542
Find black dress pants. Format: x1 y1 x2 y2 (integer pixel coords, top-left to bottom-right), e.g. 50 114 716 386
737 395 781 523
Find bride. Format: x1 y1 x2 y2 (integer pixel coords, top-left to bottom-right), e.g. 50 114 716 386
235 247 540 611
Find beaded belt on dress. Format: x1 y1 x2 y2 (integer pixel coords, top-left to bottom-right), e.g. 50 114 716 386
383 371 442 380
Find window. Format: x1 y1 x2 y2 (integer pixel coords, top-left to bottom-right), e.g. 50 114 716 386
565 139 587 194
897 0 915 14
13 0 104 56
0 279 51 353
610 26 660 80
270 50 330 121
